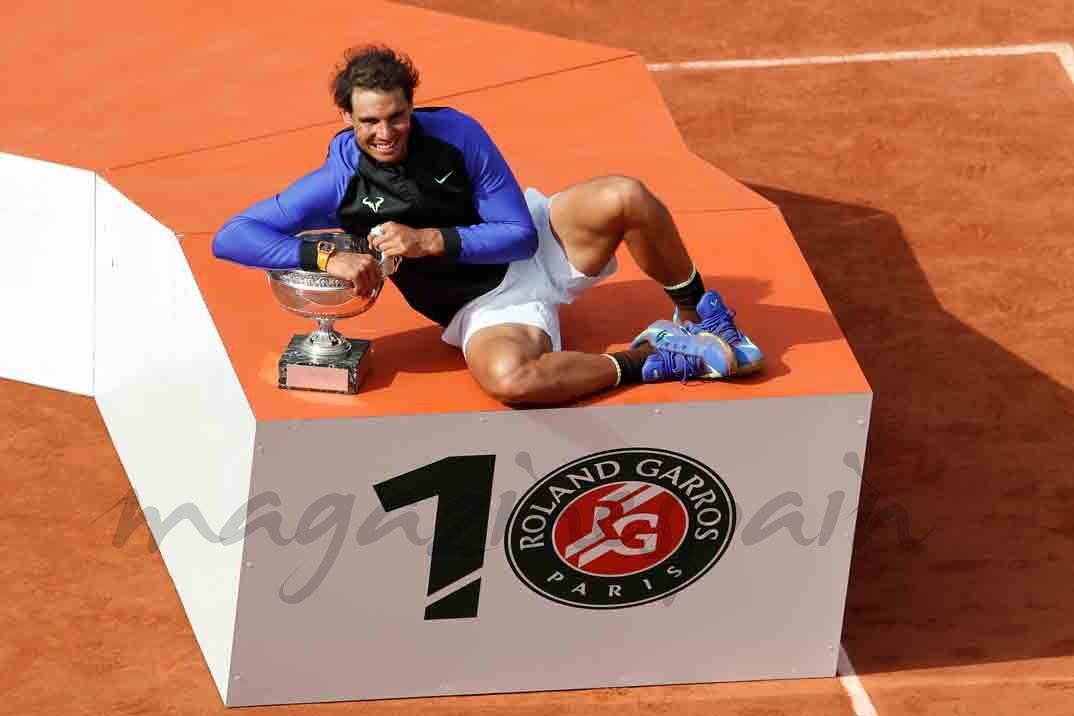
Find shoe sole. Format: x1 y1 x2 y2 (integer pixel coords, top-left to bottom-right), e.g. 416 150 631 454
733 357 764 376
682 326 763 377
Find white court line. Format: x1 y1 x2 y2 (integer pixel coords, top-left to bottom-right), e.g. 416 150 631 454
647 43 1074 88
838 644 880 716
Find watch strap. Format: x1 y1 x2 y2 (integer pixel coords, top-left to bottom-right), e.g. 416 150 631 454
315 241 336 272
298 240 320 272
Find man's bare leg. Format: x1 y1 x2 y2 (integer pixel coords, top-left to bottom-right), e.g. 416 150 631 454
546 175 764 376
549 175 703 323
465 176 714 406
464 323 653 406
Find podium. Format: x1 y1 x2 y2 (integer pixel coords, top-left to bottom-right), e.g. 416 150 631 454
0 0 870 707
80 207 871 705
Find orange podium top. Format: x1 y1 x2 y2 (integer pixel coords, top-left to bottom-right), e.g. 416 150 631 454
183 195 868 421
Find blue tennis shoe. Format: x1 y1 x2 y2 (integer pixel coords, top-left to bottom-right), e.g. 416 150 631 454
630 320 737 382
629 319 683 351
680 290 764 375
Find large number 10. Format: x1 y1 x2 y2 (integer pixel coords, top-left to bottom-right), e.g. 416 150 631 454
373 455 496 620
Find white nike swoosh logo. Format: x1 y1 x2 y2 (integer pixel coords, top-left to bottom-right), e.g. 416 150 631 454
435 171 453 184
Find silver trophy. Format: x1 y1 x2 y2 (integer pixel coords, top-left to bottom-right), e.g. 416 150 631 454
268 228 399 394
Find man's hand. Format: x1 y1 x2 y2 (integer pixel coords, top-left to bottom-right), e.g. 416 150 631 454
369 222 444 259
324 252 382 296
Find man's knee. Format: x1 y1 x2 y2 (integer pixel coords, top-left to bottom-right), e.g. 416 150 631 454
480 359 539 405
594 175 651 224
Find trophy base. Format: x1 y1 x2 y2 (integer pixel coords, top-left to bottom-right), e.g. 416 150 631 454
277 334 371 394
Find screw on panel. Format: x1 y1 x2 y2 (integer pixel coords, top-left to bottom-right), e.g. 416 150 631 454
856 418 866 425
233 674 242 681
479 416 488 424
245 562 255 568
255 444 264 454
652 408 662 415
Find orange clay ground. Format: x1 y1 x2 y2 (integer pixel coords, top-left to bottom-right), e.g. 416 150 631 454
4 1 1074 714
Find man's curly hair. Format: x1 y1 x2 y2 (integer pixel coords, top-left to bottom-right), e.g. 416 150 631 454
331 45 421 111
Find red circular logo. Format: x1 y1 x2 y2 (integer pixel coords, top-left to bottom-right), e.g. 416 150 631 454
552 481 688 577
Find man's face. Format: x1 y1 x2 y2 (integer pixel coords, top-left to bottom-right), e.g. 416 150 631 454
343 88 413 164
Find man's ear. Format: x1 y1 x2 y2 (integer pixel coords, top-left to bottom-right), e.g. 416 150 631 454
341 109 353 125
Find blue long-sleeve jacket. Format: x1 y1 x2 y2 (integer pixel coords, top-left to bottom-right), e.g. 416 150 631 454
213 107 537 326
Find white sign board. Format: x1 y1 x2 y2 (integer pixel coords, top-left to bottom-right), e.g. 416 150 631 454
206 395 869 705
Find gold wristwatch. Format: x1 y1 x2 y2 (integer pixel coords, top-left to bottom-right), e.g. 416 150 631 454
315 240 336 272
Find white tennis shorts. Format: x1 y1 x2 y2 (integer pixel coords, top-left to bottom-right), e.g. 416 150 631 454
441 187 618 352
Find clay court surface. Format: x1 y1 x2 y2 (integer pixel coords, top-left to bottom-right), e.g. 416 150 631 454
4 1 1074 713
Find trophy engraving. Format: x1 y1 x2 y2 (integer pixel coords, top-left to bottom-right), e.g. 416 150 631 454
268 229 398 394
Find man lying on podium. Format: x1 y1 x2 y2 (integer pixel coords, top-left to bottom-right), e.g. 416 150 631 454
213 45 763 405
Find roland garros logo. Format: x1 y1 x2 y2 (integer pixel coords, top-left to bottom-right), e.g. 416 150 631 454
506 448 736 609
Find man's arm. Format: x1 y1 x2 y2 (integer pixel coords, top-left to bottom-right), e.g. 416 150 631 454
441 112 537 264
212 136 352 270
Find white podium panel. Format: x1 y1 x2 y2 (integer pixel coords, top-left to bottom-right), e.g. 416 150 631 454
92 178 255 699
0 153 95 395
224 394 869 706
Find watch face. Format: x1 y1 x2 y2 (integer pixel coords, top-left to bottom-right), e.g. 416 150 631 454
317 241 335 254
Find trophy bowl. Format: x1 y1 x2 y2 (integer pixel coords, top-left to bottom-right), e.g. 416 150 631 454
267 268 382 365
267 269 382 321
268 230 397 393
